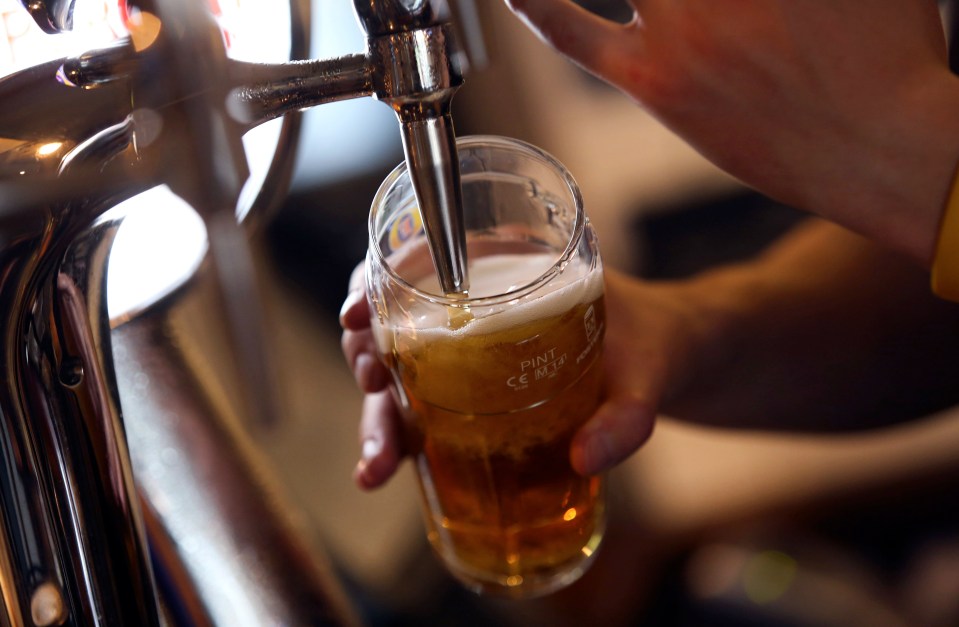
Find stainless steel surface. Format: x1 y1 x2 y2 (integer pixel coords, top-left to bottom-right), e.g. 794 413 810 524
0 0 477 624
397 111 469 295
18 0 75 34
113 254 361 627
0 202 161 626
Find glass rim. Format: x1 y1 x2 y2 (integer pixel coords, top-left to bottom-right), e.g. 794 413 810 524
367 134 587 308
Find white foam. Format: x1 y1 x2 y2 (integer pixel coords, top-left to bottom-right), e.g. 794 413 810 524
406 253 603 337
414 253 557 298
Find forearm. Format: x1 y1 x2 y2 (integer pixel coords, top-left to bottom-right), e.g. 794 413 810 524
788 68 959 266
665 220 959 430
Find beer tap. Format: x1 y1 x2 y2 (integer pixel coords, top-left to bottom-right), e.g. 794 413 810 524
14 0 472 288
354 1 471 295
0 0 479 624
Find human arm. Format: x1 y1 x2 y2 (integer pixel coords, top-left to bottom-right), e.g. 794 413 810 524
504 0 959 266
583 220 959 474
341 219 959 483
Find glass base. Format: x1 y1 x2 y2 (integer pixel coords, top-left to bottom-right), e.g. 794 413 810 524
433 521 606 599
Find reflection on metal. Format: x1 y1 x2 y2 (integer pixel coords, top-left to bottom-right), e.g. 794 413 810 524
17 0 75 34
114 255 361 627
0 0 480 624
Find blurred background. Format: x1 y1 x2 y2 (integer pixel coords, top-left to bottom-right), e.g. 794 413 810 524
262 3 959 626
6 0 959 625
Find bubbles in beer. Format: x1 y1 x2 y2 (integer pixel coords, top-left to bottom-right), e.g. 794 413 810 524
369 136 607 596
390 252 605 461
373 246 606 597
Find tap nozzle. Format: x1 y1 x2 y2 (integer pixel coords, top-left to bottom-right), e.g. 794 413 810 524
360 2 471 296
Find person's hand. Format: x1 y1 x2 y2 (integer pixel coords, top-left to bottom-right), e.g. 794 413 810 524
567 269 709 474
339 265 402 489
504 0 959 264
341 216 959 488
340 262 716 485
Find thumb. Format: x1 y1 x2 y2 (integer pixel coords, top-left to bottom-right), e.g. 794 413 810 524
570 393 656 476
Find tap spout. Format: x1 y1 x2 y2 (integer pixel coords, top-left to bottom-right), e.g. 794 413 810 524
361 4 471 295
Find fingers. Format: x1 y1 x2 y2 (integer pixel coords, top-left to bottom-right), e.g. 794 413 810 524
341 262 403 489
340 286 388 393
340 261 390 393
340 312 389 393
338 288 369 331
342 329 390 393
568 271 664 475
339 263 370 331
570 394 656 476
504 0 638 82
353 390 404 490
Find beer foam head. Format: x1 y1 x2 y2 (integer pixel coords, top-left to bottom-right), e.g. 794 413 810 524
414 253 556 299
410 253 603 336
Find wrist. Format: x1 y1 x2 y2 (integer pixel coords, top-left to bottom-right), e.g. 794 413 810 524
805 69 959 266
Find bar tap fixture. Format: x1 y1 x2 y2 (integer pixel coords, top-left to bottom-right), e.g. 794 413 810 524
0 0 478 624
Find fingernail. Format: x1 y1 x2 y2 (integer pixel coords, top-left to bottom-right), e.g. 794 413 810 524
354 438 382 489
362 437 383 461
355 438 384 489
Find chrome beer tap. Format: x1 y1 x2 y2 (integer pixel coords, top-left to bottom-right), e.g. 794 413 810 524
0 0 476 624
354 1 471 294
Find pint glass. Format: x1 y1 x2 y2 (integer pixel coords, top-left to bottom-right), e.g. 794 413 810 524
366 136 606 597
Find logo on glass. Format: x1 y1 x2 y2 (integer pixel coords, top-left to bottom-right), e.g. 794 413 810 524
388 206 423 253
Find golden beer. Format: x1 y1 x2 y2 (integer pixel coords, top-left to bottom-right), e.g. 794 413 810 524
376 254 606 596
367 135 605 597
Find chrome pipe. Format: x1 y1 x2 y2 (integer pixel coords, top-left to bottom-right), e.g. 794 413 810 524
0 0 480 624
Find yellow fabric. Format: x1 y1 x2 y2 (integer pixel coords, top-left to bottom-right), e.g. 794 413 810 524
932 162 959 302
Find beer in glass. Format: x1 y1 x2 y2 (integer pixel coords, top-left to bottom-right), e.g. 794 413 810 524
366 136 606 598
